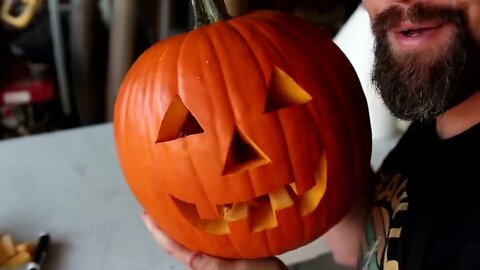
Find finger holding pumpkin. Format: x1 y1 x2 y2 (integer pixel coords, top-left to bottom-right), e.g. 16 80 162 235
141 213 287 270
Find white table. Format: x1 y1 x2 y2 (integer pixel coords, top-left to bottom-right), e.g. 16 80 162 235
0 123 401 269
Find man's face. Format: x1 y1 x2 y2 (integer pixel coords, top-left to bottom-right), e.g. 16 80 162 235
363 0 480 121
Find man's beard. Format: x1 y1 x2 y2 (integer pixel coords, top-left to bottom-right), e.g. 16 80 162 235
371 3 480 122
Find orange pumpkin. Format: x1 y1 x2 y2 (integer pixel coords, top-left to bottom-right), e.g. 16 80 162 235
114 0 371 259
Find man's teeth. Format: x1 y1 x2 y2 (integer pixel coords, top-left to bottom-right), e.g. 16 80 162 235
403 29 421 37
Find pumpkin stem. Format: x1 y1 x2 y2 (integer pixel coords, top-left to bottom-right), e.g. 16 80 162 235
191 0 231 28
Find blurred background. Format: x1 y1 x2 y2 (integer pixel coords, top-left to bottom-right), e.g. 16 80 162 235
1 2 406 269
0 0 365 140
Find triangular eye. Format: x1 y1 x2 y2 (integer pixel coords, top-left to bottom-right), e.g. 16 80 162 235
264 66 313 113
156 95 204 143
222 128 271 176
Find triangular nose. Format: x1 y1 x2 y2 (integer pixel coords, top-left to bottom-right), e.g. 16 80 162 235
222 128 271 176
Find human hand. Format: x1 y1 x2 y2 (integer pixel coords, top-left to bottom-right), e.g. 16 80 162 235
142 213 288 270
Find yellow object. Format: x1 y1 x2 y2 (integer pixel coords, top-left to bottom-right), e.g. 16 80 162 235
0 245 8 265
0 236 15 257
0 235 35 269
15 242 35 254
1 0 42 29
2 251 31 269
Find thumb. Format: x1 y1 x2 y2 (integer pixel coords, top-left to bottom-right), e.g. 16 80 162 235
189 252 288 270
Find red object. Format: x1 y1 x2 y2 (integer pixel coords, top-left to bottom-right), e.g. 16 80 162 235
0 79 55 106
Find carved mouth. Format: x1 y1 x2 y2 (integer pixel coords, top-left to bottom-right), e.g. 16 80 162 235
171 154 327 235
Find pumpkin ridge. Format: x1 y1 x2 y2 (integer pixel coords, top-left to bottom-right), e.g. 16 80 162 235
118 44 170 214
181 141 230 252
296 29 365 190
179 30 230 189
248 15 359 231
236 17 322 193
202 24 263 120
231 18 310 95
252 16 354 166
116 68 134 137
152 38 197 204
176 31 221 219
224 19 297 187
177 31 192 99
201 26 260 198
256 14 369 184
229 17 327 246
262 230 275 258
189 27 259 204
205 23 292 254
224 20 270 84
147 46 169 143
123 46 163 180
123 49 154 136
151 45 169 131
224 230 247 258
144 45 170 194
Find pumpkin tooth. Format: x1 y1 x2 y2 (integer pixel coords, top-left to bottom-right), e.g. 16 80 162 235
297 154 328 216
293 176 317 196
297 177 327 216
268 187 294 211
172 196 230 235
289 182 299 195
224 202 249 221
251 200 277 232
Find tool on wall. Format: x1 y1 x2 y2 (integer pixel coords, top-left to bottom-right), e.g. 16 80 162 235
1 0 42 29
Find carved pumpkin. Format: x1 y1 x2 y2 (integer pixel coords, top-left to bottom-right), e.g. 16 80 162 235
114 0 371 259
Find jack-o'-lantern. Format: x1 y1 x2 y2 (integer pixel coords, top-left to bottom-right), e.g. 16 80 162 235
113 0 372 259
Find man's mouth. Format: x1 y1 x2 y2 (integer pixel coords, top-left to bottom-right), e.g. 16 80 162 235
397 26 443 38
390 21 447 49
171 154 328 235
395 21 444 37
400 28 431 37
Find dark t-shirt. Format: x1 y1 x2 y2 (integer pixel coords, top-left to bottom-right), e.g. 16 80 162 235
360 121 480 270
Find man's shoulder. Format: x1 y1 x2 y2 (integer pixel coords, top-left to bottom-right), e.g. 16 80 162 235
379 121 431 172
